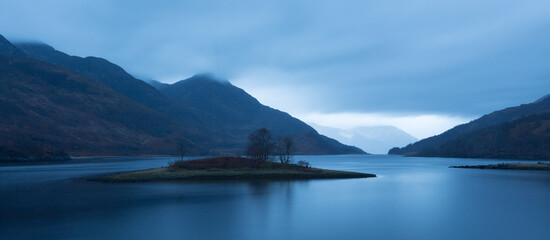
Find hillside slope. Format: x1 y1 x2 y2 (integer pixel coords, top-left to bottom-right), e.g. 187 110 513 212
389 95 550 159
419 112 550 159
15 42 211 142
1 34 363 157
0 55 207 159
160 74 366 154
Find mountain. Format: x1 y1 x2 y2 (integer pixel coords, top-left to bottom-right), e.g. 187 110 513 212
0 54 207 160
0 34 362 159
159 74 366 154
146 79 170 90
535 94 550 104
0 35 26 57
389 95 550 159
15 42 211 143
418 112 550 159
311 124 417 154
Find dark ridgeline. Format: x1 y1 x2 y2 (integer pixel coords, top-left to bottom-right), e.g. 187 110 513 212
0 55 205 160
146 80 170 91
14 42 212 142
0 34 363 161
0 34 26 58
159 74 364 154
389 95 550 159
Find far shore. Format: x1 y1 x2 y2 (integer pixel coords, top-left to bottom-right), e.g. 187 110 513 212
90 157 376 183
450 162 550 171
70 155 175 159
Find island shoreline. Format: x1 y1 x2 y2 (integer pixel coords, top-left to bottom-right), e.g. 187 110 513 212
89 157 376 183
90 167 376 183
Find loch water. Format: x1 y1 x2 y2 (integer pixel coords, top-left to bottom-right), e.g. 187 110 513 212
1 155 550 240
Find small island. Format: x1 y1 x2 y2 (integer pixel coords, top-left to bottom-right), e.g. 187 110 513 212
450 162 550 171
92 157 375 183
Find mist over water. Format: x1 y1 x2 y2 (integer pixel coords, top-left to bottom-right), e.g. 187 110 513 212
2 155 550 240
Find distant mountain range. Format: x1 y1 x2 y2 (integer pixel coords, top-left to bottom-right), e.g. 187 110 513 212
0 34 364 160
389 95 550 159
311 124 417 154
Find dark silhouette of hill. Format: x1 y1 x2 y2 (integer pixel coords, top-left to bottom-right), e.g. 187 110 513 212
147 80 170 90
0 34 362 158
0 54 207 160
160 74 365 154
0 34 26 57
418 112 550 159
14 42 210 138
389 95 550 159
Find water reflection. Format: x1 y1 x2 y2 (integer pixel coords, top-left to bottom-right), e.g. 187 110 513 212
1 155 550 240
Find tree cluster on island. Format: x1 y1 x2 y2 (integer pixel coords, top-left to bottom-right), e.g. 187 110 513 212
104 127 375 183
245 128 310 167
173 128 310 167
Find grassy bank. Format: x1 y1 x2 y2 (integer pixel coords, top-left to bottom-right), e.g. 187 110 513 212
450 162 550 171
91 157 375 183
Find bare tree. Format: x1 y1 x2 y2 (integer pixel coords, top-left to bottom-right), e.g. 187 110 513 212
246 128 273 161
177 142 185 161
276 136 295 164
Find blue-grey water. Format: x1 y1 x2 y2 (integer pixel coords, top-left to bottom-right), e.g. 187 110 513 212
1 155 550 240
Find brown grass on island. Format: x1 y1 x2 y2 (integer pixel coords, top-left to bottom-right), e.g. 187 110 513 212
91 156 376 183
450 162 550 171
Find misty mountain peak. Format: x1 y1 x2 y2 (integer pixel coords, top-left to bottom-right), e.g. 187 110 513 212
183 73 230 85
164 72 259 108
14 41 55 52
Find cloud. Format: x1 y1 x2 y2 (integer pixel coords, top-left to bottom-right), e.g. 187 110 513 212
1 0 549 133
233 70 472 139
297 112 472 139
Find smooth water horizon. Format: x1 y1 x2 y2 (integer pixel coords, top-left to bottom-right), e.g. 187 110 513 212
1 155 550 240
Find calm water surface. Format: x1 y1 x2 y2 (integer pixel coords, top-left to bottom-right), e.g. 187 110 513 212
1 155 550 240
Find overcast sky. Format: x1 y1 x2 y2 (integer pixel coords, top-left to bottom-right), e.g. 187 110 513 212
1 0 549 139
